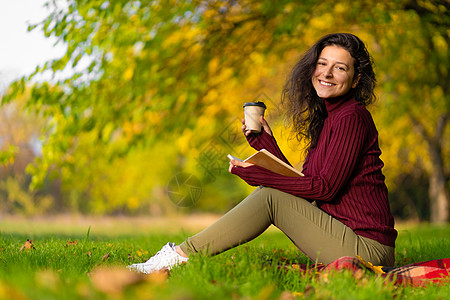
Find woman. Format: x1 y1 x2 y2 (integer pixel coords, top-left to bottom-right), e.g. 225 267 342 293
128 33 397 274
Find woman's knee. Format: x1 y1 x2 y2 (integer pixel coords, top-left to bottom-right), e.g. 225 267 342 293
257 187 308 208
256 186 282 200
255 187 303 218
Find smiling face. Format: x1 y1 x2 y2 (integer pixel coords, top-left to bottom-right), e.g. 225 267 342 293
312 45 360 99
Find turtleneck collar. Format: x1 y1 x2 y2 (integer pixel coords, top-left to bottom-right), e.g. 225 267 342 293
322 91 355 114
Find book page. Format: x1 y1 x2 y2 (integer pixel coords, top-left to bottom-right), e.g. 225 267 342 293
243 149 303 177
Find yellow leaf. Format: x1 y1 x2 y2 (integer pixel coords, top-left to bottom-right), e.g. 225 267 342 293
310 13 334 30
356 255 385 274
123 67 134 81
127 196 140 210
208 57 220 75
334 3 347 14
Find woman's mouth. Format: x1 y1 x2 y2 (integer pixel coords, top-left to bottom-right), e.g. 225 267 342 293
319 80 335 87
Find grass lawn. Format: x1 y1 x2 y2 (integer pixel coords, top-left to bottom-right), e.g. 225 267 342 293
0 216 449 299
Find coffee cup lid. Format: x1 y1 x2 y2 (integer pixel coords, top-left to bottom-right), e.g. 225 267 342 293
243 101 266 109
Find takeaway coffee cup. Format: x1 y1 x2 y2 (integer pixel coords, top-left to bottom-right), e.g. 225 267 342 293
243 101 266 133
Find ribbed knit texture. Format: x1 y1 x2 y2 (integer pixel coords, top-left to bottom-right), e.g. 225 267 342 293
232 96 397 247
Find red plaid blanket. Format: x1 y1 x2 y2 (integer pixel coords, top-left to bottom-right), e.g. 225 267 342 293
290 256 450 287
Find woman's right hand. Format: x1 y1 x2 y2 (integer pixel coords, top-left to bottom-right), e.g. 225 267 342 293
228 159 254 173
242 115 273 136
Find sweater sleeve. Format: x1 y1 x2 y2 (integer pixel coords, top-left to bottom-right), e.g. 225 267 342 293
246 130 292 166
231 114 366 201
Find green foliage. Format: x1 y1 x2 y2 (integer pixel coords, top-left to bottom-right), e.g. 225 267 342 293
0 145 18 165
1 0 449 217
0 177 53 215
368 0 450 222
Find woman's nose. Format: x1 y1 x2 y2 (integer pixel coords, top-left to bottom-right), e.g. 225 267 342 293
323 66 333 77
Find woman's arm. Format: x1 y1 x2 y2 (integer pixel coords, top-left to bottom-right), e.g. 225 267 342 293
231 114 367 201
243 116 292 166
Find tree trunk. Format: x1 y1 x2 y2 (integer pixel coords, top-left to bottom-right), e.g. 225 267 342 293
409 114 449 223
429 170 449 224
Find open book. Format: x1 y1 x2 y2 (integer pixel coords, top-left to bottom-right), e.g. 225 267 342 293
228 149 304 177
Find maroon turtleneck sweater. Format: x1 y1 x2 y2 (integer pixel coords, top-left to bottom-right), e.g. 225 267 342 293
231 95 397 247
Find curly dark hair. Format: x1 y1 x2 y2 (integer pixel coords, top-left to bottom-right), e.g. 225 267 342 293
281 33 376 150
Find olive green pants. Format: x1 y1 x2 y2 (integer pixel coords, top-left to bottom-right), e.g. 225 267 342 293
180 187 395 267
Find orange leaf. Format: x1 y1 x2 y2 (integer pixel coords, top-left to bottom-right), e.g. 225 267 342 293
90 266 143 294
67 240 78 246
320 272 329 283
20 239 35 251
278 291 296 300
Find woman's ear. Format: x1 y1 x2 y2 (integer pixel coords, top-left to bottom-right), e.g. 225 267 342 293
352 73 361 88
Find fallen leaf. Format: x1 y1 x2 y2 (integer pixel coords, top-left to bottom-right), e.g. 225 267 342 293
278 291 295 300
87 251 92 257
144 269 169 284
76 282 91 299
320 272 329 283
67 240 78 246
35 270 59 291
102 253 110 262
90 266 143 294
360 277 369 286
20 239 35 251
354 269 365 280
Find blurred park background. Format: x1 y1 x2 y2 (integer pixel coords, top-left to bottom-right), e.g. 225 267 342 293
0 0 449 224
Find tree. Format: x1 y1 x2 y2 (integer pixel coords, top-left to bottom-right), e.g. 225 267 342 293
0 91 55 215
2 0 448 220
2 0 319 213
370 0 450 223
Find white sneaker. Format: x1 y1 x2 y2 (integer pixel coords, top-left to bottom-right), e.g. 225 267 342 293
127 242 188 274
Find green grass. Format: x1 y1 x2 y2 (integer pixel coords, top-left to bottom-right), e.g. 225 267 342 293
0 219 449 300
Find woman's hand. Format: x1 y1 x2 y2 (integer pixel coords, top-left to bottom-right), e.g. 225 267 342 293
241 115 273 136
228 159 254 173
